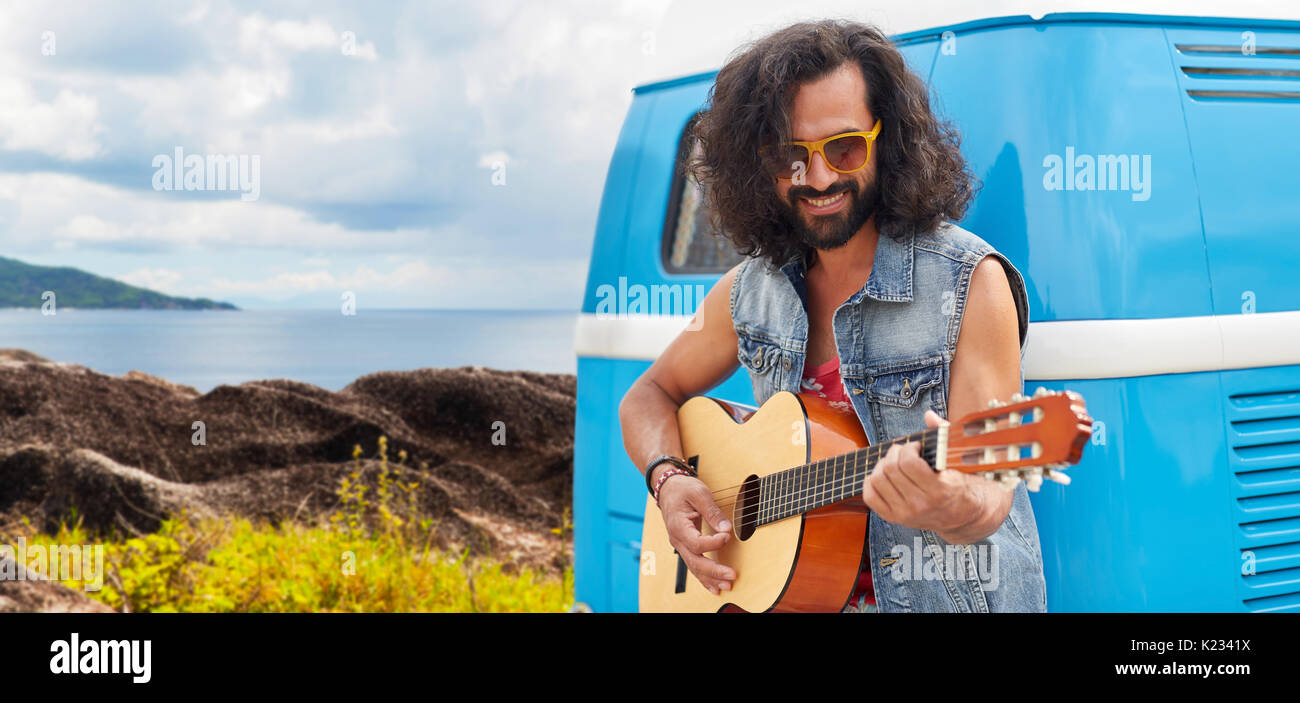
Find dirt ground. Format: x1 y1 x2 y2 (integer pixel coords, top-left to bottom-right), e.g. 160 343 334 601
0 349 576 611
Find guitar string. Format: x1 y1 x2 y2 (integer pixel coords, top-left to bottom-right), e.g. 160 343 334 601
723 439 1042 511
717 452 1055 534
707 442 1052 533
710 444 988 515
703 428 937 500
696 430 942 505
709 442 951 522
703 413 1032 501
700 428 1038 507
698 406 1045 501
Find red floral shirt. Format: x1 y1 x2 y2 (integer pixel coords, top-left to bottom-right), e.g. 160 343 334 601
801 355 874 607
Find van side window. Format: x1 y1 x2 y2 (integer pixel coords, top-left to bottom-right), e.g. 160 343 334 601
661 116 745 274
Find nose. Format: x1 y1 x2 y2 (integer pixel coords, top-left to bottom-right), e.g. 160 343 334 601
803 150 838 191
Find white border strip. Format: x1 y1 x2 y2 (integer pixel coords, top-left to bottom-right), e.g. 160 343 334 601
572 311 1300 380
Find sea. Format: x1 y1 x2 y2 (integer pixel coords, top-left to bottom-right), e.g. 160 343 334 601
0 309 577 393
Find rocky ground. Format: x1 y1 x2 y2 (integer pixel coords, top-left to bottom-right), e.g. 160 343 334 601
0 349 575 612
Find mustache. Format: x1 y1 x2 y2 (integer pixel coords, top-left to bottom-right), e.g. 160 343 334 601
787 181 857 203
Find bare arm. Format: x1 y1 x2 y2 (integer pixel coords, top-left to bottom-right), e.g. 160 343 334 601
618 262 744 594
934 255 1022 542
861 255 1022 544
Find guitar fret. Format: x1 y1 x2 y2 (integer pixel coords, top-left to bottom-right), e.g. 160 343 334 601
788 467 795 520
811 454 821 509
788 467 795 521
787 466 794 520
759 430 946 525
767 473 774 525
790 465 800 514
819 456 826 507
827 456 835 506
791 466 799 519
799 463 806 515
826 456 834 507
768 473 775 525
827 458 834 506
845 453 853 502
777 469 784 522
776 469 783 522
843 453 850 502
841 453 848 504
798 462 807 514
841 453 848 503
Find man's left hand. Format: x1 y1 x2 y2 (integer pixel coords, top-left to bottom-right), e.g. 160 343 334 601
861 409 992 542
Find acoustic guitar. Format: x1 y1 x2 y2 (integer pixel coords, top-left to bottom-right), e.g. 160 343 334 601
639 388 1092 613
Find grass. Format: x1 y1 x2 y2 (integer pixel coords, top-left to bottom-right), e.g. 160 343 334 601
12 436 574 613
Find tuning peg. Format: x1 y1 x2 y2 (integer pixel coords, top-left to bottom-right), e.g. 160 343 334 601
1033 387 1052 398
1043 467 1072 486
998 471 1023 490
1010 392 1029 402
1024 469 1044 492
987 398 1006 409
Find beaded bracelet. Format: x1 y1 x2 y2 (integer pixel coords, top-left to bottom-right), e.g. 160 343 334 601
643 454 695 497
653 467 694 506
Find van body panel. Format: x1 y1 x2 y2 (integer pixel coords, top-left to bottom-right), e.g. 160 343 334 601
1166 26 1300 316
929 22 1214 321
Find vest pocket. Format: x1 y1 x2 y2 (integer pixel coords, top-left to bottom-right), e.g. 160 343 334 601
736 332 786 399
864 359 943 408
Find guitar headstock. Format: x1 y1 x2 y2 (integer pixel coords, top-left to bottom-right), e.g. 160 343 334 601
943 387 1092 491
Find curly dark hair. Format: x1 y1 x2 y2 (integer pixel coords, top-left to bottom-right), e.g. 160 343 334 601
689 19 978 269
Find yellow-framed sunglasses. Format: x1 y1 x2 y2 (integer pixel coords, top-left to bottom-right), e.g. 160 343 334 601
760 120 882 180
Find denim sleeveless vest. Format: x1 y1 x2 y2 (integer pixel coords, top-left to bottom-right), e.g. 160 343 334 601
729 222 1048 612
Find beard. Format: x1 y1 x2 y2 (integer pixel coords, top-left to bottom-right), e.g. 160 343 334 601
779 178 880 251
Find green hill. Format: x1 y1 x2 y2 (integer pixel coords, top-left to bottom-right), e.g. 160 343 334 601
0 256 237 310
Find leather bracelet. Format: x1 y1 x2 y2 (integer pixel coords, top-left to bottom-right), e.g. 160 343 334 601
653 468 693 506
643 454 695 497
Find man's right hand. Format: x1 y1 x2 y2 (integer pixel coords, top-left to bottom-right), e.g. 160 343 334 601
655 470 737 595
619 262 745 597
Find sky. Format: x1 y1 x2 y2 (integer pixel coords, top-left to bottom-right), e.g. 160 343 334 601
5 0 1290 310
0 0 680 309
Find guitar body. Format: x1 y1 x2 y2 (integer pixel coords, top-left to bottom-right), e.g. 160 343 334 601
639 391 871 613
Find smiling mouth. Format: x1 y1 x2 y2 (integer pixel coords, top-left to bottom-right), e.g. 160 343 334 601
799 190 849 213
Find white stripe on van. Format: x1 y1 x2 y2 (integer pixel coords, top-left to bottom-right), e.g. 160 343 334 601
572 310 1300 380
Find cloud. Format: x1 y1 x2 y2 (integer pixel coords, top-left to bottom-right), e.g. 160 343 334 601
118 267 183 294
0 77 104 159
199 256 585 308
0 0 689 308
0 172 429 254
477 150 510 168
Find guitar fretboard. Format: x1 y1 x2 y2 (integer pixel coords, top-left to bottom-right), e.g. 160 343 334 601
754 428 939 526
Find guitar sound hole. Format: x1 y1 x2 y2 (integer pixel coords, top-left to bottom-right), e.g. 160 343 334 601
733 474 761 541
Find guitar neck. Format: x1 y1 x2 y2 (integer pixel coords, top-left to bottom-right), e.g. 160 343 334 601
755 427 941 526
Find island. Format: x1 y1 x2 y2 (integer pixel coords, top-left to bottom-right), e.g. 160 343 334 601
0 256 237 310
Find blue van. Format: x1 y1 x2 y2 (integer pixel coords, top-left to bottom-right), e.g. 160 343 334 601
573 11 1300 612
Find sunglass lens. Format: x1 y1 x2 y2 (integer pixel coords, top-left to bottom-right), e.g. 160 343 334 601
825 134 870 172
765 145 809 178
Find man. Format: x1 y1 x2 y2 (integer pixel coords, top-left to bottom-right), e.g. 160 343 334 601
619 20 1046 612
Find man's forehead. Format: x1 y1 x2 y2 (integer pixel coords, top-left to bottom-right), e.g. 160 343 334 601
789 64 873 141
